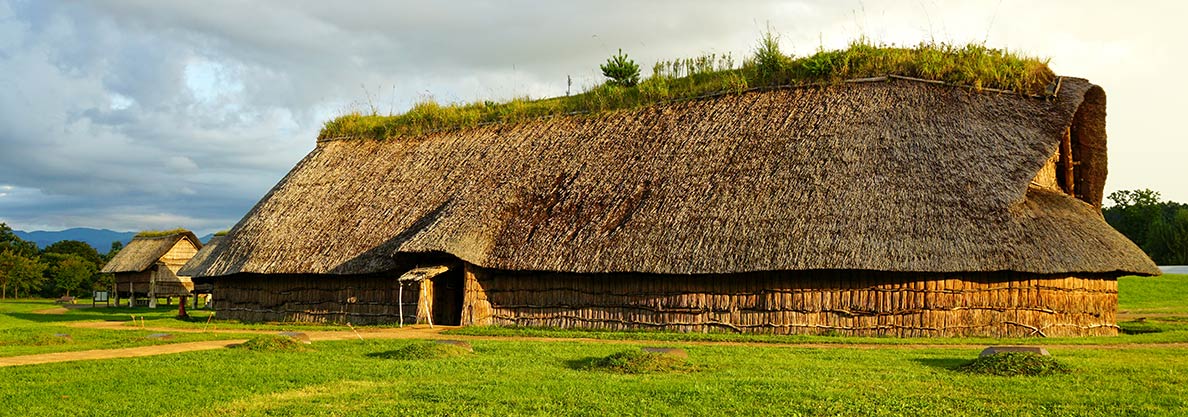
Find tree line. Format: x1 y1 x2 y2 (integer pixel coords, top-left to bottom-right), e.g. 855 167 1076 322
1103 189 1188 265
0 222 122 299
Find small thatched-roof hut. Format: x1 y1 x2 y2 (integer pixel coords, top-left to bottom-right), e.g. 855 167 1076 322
188 77 1158 337
101 230 202 306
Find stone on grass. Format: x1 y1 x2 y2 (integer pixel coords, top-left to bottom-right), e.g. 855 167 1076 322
145 333 173 340
980 346 1050 357
642 347 688 358
278 332 312 344
53 333 72 340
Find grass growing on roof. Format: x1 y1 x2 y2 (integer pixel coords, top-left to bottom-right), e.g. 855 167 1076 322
213 230 229 237
320 35 1054 141
134 228 190 238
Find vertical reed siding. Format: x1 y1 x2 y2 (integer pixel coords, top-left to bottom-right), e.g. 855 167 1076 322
213 274 421 325
462 268 1118 337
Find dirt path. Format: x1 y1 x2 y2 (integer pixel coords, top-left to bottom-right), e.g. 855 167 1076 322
2 321 1184 368
0 340 247 367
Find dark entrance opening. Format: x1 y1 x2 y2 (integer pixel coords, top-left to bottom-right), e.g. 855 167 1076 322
432 268 464 325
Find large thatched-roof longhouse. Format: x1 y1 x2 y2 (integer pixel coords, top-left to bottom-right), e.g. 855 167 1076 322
188 77 1158 337
101 230 202 307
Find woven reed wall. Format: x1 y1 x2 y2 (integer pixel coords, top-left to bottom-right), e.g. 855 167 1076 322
462 267 1118 337
212 275 422 325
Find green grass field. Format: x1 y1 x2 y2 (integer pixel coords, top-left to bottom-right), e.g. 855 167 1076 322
1119 274 1188 314
0 274 1184 416
0 300 243 357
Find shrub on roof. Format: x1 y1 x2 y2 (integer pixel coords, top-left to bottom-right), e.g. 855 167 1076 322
601 48 641 87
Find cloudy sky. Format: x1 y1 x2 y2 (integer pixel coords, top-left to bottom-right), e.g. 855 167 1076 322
1 0 1184 235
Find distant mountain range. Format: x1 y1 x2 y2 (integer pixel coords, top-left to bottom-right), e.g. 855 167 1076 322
13 228 216 252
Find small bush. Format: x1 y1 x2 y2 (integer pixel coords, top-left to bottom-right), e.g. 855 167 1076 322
601 48 641 87
582 349 694 374
955 353 1071 376
751 30 792 84
368 341 472 360
234 335 309 352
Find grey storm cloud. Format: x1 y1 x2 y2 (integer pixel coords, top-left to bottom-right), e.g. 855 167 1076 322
0 0 826 234
1 0 1185 235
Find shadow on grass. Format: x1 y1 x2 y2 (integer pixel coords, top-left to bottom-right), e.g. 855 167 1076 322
565 357 600 370
913 357 970 371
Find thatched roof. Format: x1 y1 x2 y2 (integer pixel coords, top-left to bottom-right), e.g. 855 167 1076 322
189 77 1159 278
177 235 223 277
101 231 202 273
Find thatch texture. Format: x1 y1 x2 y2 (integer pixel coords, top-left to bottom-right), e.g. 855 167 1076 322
101 231 202 274
190 78 1157 278
178 235 222 277
180 235 223 294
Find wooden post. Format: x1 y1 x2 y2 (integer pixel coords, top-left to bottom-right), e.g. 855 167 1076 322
148 272 157 308
178 296 188 318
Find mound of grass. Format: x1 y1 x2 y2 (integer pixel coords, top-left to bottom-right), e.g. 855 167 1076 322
367 341 472 360
320 34 1053 141
233 335 310 352
582 349 694 374
135 228 190 238
955 353 1071 376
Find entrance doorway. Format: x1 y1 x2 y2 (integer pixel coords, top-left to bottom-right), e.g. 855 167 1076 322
431 268 464 325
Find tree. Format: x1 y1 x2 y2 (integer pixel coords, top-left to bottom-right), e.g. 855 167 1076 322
1144 208 1188 265
1103 189 1188 264
1104 189 1168 249
43 240 103 266
105 241 123 262
51 255 94 297
0 250 46 299
600 49 640 87
0 223 37 258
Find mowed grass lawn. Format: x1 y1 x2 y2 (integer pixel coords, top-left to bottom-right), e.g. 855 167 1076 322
0 274 1184 416
1119 274 1188 314
1 339 1185 416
